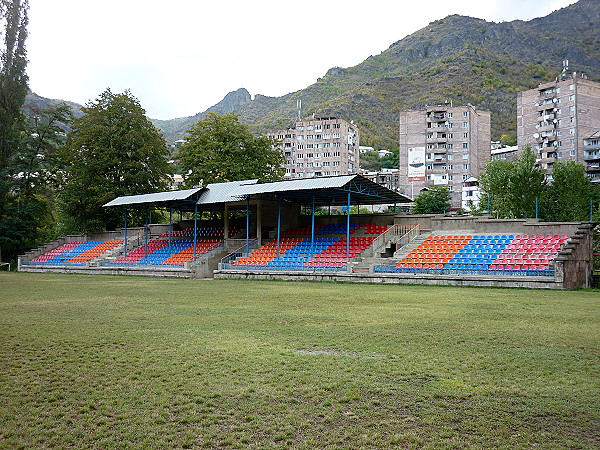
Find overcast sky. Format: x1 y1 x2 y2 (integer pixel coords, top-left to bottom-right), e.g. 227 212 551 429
26 0 577 120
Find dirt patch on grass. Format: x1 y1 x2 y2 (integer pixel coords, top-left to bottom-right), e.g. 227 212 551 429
294 348 358 356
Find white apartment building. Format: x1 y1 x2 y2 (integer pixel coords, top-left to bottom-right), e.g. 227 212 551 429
516 72 600 180
269 117 359 179
399 104 491 208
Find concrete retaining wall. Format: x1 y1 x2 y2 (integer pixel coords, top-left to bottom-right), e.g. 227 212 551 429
214 269 564 289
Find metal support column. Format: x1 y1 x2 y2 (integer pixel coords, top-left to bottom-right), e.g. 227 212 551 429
169 206 173 248
193 202 198 260
311 195 315 252
277 198 282 257
144 207 149 257
246 199 250 256
346 191 351 258
123 207 128 257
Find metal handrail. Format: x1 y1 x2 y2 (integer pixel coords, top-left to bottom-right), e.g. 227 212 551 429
220 239 259 267
371 224 420 257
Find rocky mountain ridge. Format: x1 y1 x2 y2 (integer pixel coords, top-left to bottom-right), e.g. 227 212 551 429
26 0 600 149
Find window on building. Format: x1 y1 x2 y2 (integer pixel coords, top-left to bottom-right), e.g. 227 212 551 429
462 153 469 159
570 105 575 112
462 143 468 149
463 132 468 138
462 111 468 117
570 117 575 123
463 164 469 170
447 112 453 118
447 154 453 160
297 126 304 131
462 122 469 128
569 95 574 101
462 174 468 181
307 125 314 130
447 144 453 150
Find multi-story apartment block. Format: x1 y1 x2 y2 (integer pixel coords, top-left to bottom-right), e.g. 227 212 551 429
269 117 359 179
516 72 600 180
399 104 491 208
584 131 600 183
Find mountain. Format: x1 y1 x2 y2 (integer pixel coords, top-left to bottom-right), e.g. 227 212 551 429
153 0 599 148
26 0 600 149
149 88 251 143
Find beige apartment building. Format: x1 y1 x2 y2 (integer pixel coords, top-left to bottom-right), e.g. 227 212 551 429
269 117 359 179
399 104 491 208
516 72 600 180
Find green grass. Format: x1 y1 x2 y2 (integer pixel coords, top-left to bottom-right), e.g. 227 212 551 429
0 273 598 448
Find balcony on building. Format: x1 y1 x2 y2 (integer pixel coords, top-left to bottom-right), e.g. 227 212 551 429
537 100 557 111
536 123 556 133
586 162 600 172
427 112 448 122
584 150 600 161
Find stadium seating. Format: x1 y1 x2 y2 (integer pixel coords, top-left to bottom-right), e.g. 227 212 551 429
110 238 222 266
159 226 239 238
392 234 569 275
232 234 377 269
25 240 123 266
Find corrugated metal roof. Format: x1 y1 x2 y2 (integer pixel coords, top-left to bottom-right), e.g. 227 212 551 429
232 175 411 206
234 175 355 196
197 179 259 205
103 187 204 207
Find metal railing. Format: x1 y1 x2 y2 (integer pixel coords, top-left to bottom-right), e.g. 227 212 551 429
219 239 259 269
371 224 420 257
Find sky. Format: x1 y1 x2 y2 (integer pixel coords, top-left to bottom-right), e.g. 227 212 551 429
26 0 578 120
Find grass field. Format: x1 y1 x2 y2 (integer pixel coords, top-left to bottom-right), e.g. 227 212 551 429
0 272 598 448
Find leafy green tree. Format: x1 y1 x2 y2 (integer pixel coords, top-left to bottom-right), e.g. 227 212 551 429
0 104 70 262
412 186 451 214
176 112 285 187
0 0 29 262
60 89 171 232
508 146 546 218
541 161 595 222
479 145 546 218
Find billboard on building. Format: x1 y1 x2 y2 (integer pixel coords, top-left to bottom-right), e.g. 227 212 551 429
407 147 426 181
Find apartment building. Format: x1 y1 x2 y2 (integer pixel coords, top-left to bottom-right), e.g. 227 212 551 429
269 117 359 179
399 104 491 208
516 72 600 180
584 131 600 183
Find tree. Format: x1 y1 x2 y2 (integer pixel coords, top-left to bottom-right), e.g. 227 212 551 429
0 103 71 262
541 161 595 222
0 0 28 170
176 112 285 187
412 186 451 214
479 145 546 218
60 89 171 232
0 0 29 262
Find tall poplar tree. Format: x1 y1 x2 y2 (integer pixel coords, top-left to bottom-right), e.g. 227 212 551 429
0 0 29 262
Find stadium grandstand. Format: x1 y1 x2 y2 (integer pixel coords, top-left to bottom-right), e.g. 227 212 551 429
18 175 596 289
